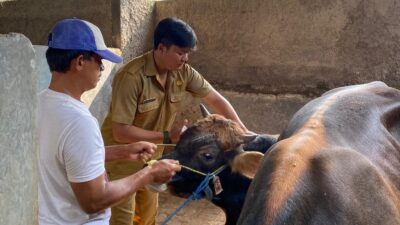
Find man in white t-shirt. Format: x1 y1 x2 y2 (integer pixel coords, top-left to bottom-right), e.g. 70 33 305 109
38 18 181 225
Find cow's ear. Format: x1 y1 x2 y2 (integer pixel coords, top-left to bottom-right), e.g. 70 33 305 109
231 151 264 178
239 134 258 144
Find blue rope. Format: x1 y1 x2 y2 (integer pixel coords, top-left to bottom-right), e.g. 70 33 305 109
161 174 212 225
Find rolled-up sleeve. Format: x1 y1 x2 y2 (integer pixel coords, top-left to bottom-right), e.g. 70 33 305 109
185 65 212 98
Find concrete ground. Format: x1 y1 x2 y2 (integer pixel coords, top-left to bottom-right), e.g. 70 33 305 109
156 192 226 225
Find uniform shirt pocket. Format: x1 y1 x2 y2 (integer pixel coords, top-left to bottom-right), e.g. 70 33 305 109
170 93 184 103
138 98 159 113
169 93 184 113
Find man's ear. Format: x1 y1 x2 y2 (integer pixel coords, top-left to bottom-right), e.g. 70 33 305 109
72 54 85 72
231 151 264 179
157 43 167 52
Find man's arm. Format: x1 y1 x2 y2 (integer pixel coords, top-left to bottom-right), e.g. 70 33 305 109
202 88 251 133
112 120 188 144
112 123 164 144
70 159 181 214
105 141 156 162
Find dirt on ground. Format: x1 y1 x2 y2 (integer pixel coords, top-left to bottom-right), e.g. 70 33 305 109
156 192 226 225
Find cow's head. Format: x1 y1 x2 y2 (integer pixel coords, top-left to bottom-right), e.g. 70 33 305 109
163 113 265 198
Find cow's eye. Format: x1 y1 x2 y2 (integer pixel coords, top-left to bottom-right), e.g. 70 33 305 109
201 153 213 161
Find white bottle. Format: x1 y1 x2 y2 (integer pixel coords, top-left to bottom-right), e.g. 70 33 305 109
144 159 168 192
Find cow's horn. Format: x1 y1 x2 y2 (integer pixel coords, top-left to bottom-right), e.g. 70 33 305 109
200 103 211 117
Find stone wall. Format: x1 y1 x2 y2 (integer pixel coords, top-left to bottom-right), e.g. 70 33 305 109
156 0 400 95
0 33 38 225
0 0 116 47
120 0 155 60
155 0 400 133
0 0 156 60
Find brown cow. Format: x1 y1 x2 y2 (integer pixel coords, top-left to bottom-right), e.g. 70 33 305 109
164 112 277 225
238 81 400 225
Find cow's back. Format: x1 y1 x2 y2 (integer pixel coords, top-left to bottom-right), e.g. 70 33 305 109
238 81 400 225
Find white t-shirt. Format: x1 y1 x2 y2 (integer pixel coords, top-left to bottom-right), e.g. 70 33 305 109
38 89 110 225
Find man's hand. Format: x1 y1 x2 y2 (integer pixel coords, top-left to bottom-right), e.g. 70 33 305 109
71 158 179 213
125 141 156 161
170 119 188 143
147 159 181 184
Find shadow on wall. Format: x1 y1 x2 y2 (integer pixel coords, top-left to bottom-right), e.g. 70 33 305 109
88 64 121 124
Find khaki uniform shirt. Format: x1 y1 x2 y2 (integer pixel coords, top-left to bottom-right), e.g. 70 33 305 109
101 51 212 177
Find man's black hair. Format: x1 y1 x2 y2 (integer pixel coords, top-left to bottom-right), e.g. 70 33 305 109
45 48 92 73
153 18 197 49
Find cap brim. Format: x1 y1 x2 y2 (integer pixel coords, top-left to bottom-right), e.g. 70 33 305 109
95 49 123 63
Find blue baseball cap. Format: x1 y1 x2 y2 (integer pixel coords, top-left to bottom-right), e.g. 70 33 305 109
48 18 123 63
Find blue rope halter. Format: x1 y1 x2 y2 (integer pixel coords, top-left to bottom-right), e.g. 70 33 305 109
161 165 227 225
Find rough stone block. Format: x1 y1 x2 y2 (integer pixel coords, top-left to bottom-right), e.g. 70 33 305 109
156 0 400 96
0 33 38 225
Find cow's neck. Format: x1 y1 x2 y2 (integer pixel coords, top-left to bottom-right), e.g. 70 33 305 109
208 168 252 225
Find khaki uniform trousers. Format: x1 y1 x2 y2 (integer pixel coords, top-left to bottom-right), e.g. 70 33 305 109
107 159 160 225
109 186 158 225
107 147 165 225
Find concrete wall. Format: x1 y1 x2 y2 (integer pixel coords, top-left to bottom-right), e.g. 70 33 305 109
0 0 156 59
1 0 399 132
0 0 117 47
155 0 400 133
120 0 155 60
0 33 38 225
156 0 400 95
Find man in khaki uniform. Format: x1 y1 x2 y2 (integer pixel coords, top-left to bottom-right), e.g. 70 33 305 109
101 17 253 225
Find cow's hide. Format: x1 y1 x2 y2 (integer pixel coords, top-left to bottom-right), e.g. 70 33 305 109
238 81 400 225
